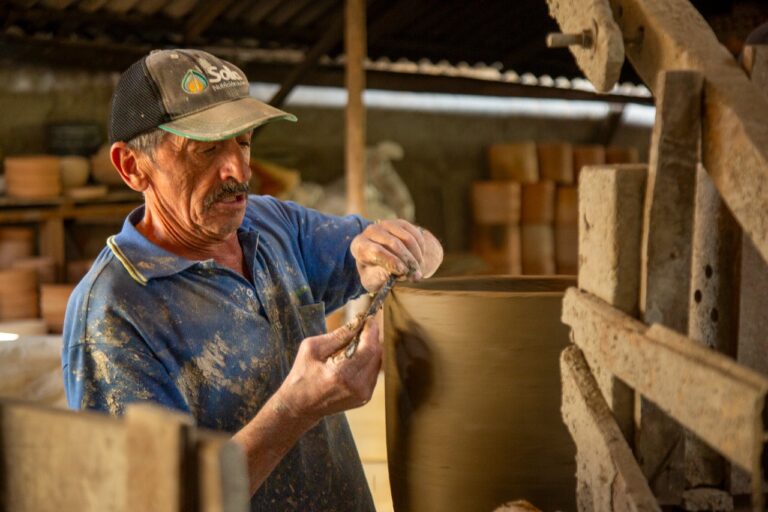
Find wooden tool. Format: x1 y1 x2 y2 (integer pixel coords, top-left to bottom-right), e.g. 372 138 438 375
343 274 397 359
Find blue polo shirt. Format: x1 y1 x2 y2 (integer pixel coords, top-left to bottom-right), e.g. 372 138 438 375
62 195 375 511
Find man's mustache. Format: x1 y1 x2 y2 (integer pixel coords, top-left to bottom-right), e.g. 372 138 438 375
203 180 250 210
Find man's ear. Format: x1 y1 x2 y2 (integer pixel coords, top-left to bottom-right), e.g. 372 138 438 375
110 142 151 192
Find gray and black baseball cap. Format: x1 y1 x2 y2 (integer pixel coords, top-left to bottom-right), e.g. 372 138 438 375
109 49 296 144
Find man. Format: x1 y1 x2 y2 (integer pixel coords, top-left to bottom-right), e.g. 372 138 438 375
62 49 443 510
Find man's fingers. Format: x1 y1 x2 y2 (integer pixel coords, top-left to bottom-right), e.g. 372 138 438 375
360 239 411 276
389 220 426 268
311 318 361 359
365 224 421 276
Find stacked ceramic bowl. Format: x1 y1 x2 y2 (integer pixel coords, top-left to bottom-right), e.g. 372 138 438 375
0 268 39 320
4 156 62 199
0 227 35 268
40 284 75 334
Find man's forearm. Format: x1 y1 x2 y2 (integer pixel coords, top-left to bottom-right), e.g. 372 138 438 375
231 390 317 496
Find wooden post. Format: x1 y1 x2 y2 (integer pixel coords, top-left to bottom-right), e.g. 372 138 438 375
732 43 768 499
345 0 366 217
561 345 660 512
637 70 703 505
684 164 741 497
125 404 193 512
607 0 768 266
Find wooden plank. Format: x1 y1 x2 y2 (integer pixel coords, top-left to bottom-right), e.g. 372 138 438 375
125 404 193 512
560 345 660 512
344 0 366 216
193 431 249 512
0 399 126 512
562 288 768 482
639 70 702 328
637 70 702 502
609 0 768 266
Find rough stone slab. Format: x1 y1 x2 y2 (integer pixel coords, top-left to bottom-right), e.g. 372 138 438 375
578 164 647 314
610 0 768 266
562 288 768 475
546 0 625 92
561 345 660 512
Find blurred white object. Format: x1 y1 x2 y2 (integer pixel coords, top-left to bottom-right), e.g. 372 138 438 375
0 335 65 408
302 141 415 222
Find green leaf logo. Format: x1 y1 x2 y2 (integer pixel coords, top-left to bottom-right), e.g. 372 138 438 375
181 70 208 94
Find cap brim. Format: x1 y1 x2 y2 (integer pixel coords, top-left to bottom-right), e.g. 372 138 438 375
158 97 297 141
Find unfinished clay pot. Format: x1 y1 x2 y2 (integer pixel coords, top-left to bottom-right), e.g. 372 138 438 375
384 276 576 512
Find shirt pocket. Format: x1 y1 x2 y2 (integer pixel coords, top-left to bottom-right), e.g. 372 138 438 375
297 302 327 338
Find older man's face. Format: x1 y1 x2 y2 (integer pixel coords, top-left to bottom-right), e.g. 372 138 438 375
145 131 253 241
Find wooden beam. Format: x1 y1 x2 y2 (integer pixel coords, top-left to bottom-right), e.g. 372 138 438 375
185 0 236 41
636 69 702 502
345 0 366 216
562 288 768 500
561 345 661 512
269 12 344 109
609 0 768 266
684 164 741 489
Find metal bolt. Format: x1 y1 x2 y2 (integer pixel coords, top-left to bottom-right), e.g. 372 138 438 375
546 30 594 49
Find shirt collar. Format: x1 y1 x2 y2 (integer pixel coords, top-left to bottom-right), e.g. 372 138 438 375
108 205 257 285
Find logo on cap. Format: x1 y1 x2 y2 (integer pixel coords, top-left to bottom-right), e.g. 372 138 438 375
181 70 208 94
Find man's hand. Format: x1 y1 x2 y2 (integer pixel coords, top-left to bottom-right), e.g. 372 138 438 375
350 219 444 292
274 317 382 425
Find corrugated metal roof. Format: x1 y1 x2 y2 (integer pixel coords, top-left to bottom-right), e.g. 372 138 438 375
1 0 765 100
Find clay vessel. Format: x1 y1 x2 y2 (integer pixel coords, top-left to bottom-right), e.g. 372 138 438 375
40 284 75 334
384 276 576 512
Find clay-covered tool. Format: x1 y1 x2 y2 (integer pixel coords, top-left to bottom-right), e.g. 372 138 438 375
344 274 397 358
